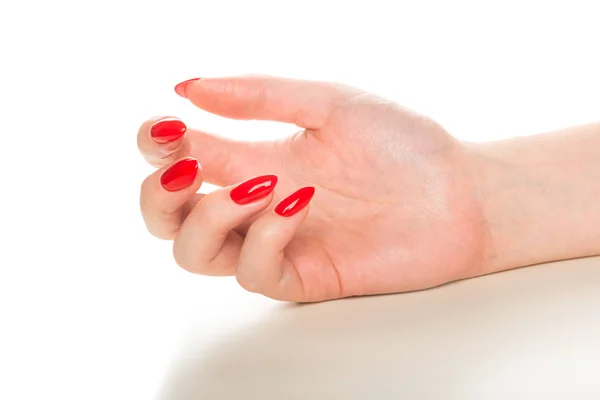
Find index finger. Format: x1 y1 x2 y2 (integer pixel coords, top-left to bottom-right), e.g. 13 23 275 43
137 115 251 187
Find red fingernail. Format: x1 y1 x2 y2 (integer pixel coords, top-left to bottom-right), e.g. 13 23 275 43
160 158 199 192
174 78 201 98
150 119 186 143
275 187 315 217
230 175 278 205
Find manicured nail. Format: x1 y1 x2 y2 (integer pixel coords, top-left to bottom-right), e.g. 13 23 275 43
150 118 186 143
160 158 199 192
230 175 278 205
274 187 315 217
174 78 201 98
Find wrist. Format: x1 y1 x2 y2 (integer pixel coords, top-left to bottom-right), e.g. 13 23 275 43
464 125 600 275
465 140 535 274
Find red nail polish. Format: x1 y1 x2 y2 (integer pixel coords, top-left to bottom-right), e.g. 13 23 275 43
275 187 315 217
160 158 199 192
230 175 278 205
174 78 201 98
150 119 186 143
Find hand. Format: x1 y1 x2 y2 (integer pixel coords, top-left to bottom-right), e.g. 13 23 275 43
138 75 489 302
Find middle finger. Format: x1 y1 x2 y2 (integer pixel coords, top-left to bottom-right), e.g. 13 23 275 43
173 174 279 276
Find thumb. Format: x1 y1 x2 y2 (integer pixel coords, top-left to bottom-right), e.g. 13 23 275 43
175 75 360 129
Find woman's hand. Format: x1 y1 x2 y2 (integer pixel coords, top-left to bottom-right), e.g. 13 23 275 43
138 75 491 302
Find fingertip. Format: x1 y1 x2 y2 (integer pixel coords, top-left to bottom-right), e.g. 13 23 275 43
174 78 202 98
150 118 187 144
140 157 204 240
160 157 201 192
138 116 191 168
230 174 279 205
274 186 315 217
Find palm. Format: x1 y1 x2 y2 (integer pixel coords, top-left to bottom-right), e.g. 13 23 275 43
231 92 485 300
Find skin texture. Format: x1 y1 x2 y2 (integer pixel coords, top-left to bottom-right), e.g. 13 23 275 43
138 75 600 302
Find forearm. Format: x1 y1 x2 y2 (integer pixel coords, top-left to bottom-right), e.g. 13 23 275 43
470 122 600 274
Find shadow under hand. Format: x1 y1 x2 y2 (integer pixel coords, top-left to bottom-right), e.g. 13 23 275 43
158 257 600 399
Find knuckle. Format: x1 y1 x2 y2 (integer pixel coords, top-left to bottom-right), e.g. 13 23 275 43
219 79 241 102
202 211 223 234
251 222 281 245
235 273 262 294
172 241 203 274
193 194 221 229
152 229 176 241
252 78 269 114
220 78 269 115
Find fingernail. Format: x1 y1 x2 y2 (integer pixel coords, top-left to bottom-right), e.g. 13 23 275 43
275 187 315 217
150 118 186 143
174 78 201 98
230 175 278 205
160 158 199 192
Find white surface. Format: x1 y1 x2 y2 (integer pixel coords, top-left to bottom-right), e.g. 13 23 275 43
159 257 600 399
0 1 599 399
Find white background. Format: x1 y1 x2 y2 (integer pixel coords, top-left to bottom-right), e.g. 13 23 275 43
0 1 599 399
